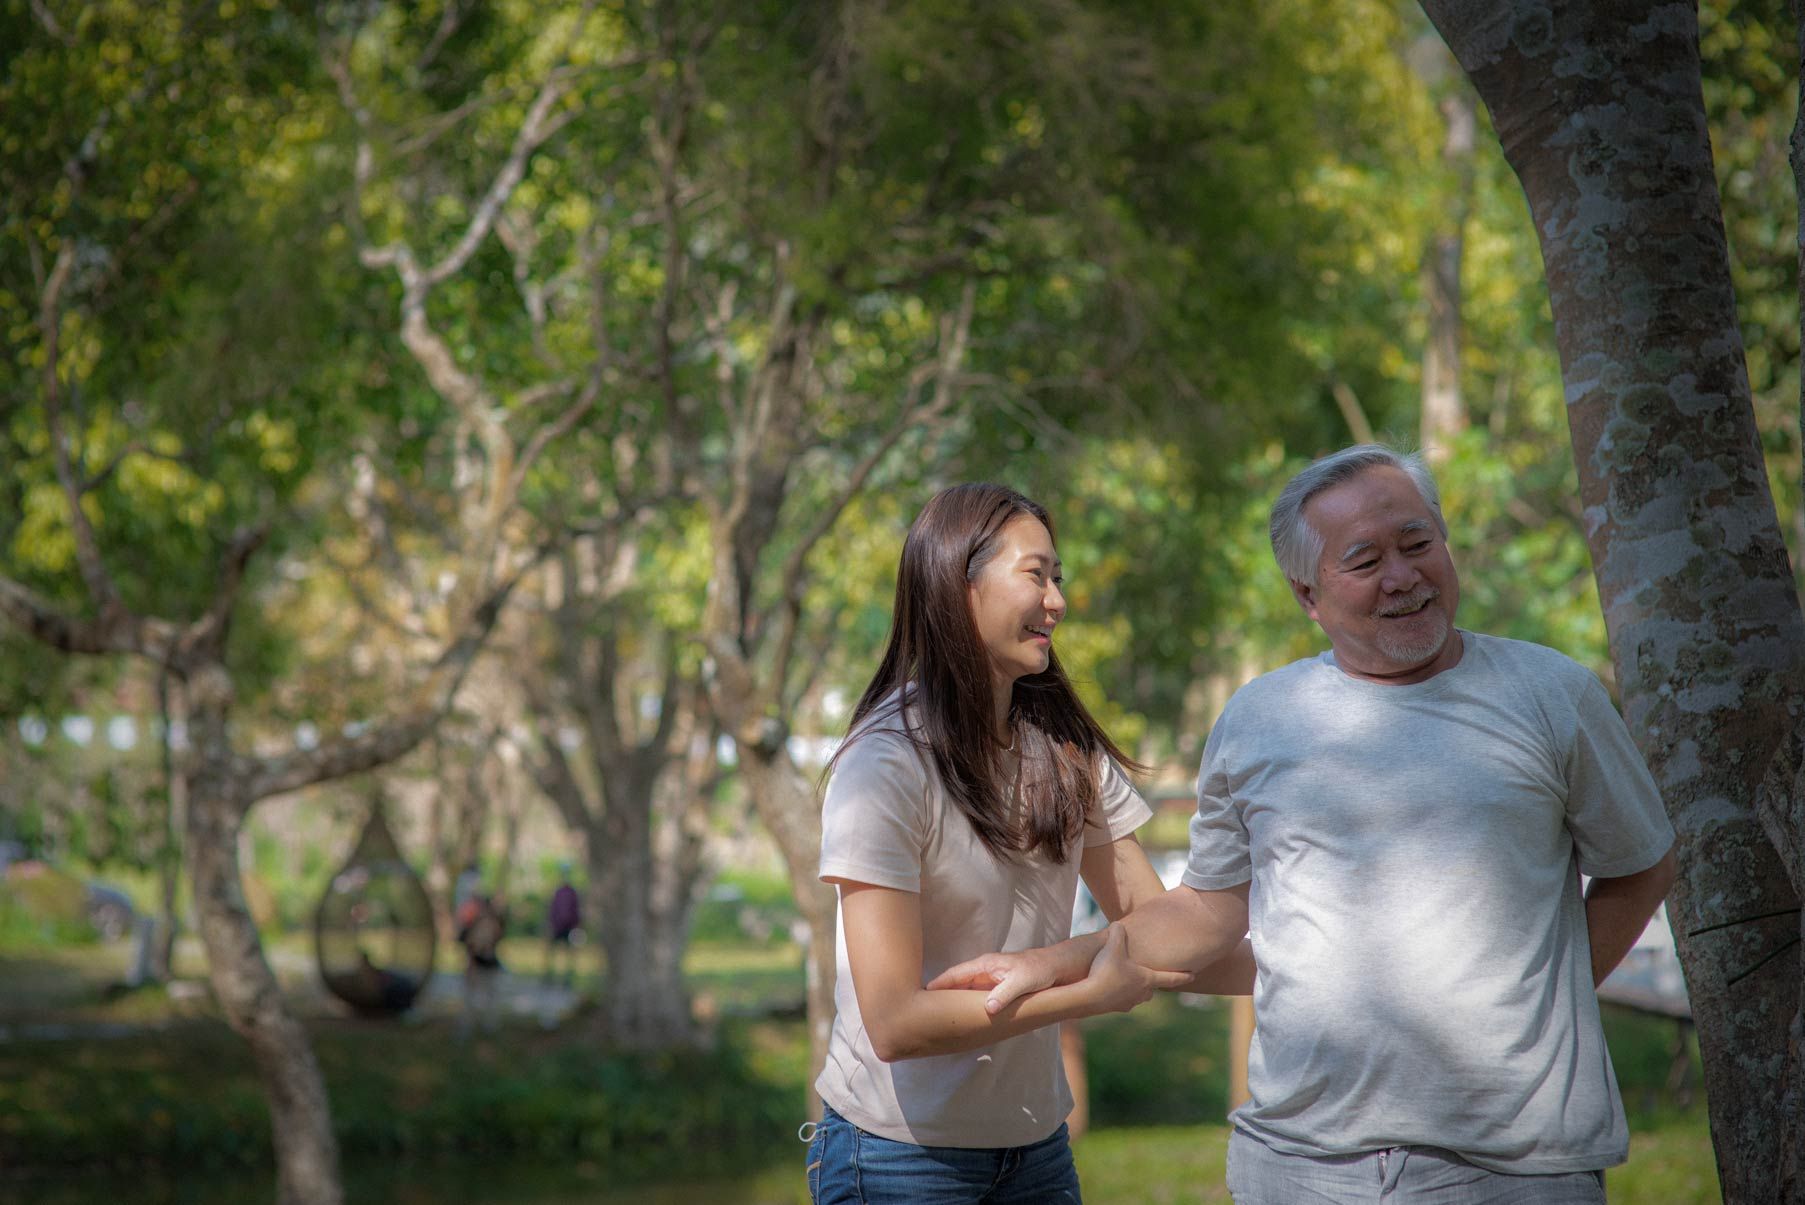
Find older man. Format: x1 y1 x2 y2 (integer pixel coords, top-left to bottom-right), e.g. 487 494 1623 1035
939 444 1676 1204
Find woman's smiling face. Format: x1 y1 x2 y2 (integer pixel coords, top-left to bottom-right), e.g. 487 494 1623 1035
967 513 1066 699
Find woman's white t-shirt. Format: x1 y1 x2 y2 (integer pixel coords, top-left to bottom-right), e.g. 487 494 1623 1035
815 704 1151 1147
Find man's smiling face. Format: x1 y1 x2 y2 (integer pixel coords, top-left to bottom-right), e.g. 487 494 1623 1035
1289 465 1461 685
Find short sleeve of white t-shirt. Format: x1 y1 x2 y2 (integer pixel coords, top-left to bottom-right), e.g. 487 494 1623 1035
818 731 932 892
813 709 1151 1148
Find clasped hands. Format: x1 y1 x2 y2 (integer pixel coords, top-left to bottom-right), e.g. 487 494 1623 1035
926 923 1190 1017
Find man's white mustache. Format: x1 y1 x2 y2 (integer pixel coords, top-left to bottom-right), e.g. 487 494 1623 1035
1373 588 1439 619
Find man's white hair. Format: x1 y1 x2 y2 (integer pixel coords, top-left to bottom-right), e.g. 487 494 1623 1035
1268 444 1447 587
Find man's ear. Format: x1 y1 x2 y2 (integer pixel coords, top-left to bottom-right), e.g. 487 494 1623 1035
1288 577 1319 621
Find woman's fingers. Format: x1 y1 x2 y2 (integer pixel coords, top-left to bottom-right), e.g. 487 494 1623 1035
925 951 1057 1013
983 967 1043 1016
981 952 1058 1015
1086 925 1192 1010
924 957 1006 991
1147 967 1194 991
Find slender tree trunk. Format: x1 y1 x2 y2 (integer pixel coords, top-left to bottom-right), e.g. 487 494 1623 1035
424 741 454 938
186 761 341 1205
153 669 185 981
492 755 526 904
1421 87 1474 463
653 753 714 1001
735 746 836 1118
1796 0 1805 541
1420 4 1805 1201
175 655 348 1205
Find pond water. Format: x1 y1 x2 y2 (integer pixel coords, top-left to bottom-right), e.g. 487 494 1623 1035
5 1155 811 1205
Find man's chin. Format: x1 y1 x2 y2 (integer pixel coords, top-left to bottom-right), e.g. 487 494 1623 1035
1374 618 1451 667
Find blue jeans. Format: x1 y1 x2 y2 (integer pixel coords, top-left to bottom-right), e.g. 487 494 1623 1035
1227 1129 1608 1204
805 1103 1082 1204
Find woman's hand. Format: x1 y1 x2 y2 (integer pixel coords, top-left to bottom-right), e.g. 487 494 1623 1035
1082 923 1193 1014
927 941 1092 1015
931 945 1068 1010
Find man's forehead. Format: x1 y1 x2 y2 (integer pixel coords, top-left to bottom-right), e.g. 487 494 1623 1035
1306 468 1433 526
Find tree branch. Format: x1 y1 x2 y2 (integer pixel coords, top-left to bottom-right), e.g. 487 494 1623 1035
508 372 601 502
30 0 74 44
241 540 548 801
1330 377 1377 445
761 281 976 694
0 574 176 659
186 524 271 657
515 688 602 839
39 242 123 612
418 54 582 292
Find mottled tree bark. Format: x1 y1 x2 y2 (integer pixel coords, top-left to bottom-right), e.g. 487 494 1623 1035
721 729 839 1110
1419 3 1805 1200
186 683 342 1205
2 556 526 1205
522 624 713 1050
1778 2 1805 1192
1415 39 1472 461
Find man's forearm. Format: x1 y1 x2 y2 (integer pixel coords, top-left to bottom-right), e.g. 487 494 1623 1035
1118 883 1250 973
1042 927 1111 984
1178 937 1255 995
1585 848 1677 986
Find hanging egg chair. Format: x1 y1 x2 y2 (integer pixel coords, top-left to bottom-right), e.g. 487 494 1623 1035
314 802 436 1016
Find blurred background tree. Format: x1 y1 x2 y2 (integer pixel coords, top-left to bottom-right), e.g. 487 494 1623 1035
2 0 1799 1201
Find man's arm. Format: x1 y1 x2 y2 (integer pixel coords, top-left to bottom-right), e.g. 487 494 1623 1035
1175 936 1255 995
1088 838 1254 994
1116 880 1250 979
1584 845 1677 986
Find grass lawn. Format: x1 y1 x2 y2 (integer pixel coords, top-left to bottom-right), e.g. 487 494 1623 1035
0 936 1723 1203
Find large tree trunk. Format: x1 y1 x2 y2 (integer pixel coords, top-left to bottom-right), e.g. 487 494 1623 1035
1779 4 1805 1191
1420 3 1805 1201
186 698 342 1205
590 761 697 1048
522 655 713 1051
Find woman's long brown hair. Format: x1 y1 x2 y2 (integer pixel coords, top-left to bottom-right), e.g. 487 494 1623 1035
832 483 1140 863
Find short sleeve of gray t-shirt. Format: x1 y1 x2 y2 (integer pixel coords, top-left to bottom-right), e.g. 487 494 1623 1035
1183 632 1674 1173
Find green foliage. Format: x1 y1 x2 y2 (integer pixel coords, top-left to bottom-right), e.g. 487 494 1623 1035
0 989 1720 1200
688 870 802 947
1086 994 1232 1127
0 870 101 948
0 1020 799 1174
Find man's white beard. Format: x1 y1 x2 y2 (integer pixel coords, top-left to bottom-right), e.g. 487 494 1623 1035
1375 608 1449 665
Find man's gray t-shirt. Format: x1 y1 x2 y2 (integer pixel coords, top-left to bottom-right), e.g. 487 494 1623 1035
1183 632 1675 1173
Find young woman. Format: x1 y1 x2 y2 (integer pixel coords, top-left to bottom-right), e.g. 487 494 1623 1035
806 483 1192 1204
